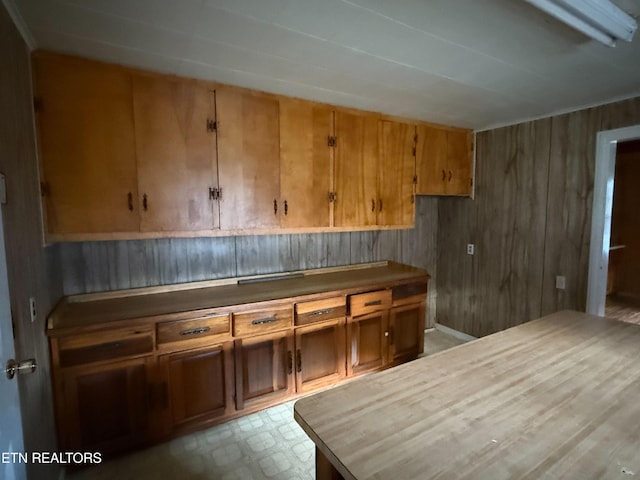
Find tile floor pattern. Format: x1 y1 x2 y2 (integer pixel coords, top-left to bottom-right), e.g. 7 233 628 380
68 401 315 480
67 329 467 480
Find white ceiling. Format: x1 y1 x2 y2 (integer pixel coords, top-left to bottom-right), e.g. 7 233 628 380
8 0 640 130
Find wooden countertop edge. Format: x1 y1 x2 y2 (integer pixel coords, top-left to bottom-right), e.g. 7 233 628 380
293 408 357 480
47 261 430 336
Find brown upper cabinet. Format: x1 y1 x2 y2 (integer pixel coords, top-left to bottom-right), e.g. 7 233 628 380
132 74 220 232
216 87 281 230
33 52 473 240
377 120 416 226
415 125 474 196
279 98 333 228
34 53 139 235
333 111 379 227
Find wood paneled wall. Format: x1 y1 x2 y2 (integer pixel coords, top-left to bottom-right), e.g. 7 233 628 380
59 197 439 326
438 97 640 337
0 5 63 480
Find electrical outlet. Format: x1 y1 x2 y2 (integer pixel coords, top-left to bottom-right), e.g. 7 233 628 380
29 297 37 323
555 276 566 290
467 244 475 255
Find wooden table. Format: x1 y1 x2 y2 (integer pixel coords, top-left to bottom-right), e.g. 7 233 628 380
294 310 640 479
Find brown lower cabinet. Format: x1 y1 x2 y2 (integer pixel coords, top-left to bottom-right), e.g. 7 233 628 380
47 263 429 459
58 356 153 454
158 342 235 435
234 331 295 411
389 302 426 364
295 318 346 393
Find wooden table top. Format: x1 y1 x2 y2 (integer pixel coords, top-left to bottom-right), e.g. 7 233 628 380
294 310 640 480
47 261 428 334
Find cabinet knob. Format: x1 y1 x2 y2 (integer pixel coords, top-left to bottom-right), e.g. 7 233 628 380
384 331 389 337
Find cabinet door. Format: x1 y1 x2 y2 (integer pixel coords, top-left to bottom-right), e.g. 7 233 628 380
389 302 425 364
234 331 294 410
217 88 280 229
446 130 473 195
347 311 389 376
33 53 139 235
334 111 378 227
415 125 447 195
279 98 332 228
132 75 219 231
159 343 234 432
60 357 152 455
378 120 416 226
294 319 345 393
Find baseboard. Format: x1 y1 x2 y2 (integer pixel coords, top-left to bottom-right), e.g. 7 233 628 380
434 323 477 342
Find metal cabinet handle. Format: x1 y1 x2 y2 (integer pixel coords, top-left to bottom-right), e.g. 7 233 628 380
127 192 134 211
311 308 334 316
180 326 211 336
364 300 382 307
296 349 302 373
251 316 277 326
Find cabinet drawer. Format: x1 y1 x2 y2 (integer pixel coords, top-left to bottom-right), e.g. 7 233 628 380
58 328 153 368
157 314 230 345
233 308 292 337
392 281 427 301
295 297 346 326
350 290 392 317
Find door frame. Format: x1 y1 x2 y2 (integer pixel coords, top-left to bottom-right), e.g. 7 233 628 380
0 202 27 480
586 124 640 316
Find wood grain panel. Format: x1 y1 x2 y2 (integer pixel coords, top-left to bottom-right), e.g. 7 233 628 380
541 109 601 316
0 7 64 479
33 52 139 234
279 98 332 228
216 87 280 229
334 111 378 227
132 75 218 232
438 119 550 337
377 120 415 226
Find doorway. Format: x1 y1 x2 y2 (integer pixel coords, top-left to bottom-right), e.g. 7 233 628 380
587 125 640 317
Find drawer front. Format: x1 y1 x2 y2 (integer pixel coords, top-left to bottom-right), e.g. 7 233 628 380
157 314 230 345
233 308 292 337
392 281 428 302
350 290 392 317
58 329 153 368
295 297 346 326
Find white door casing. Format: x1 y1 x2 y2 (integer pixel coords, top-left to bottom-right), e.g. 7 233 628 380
0 202 27 480
587 125 640 316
